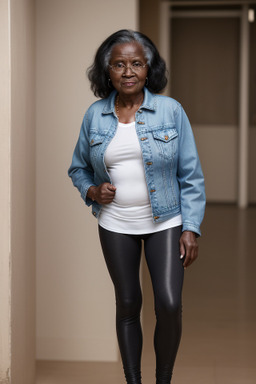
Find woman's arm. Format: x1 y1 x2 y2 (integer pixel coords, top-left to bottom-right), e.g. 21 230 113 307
68 113 96 206
175 105 205 267
175 104 206 237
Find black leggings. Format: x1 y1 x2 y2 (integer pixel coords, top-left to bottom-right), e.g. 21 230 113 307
98 225 184 384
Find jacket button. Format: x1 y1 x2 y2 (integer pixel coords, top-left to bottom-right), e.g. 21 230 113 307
154 216 159 220
137 121 145 125
138 110 142 113
165 135 169 140
93 211 96 216
91 139 94 144
150 189 156 193
146 161 153 165
140 137 147 141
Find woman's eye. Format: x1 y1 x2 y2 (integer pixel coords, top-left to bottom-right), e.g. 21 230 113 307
132 62 142 68
115 63 125 69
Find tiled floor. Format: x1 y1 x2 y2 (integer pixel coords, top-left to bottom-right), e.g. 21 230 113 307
36 204 256 383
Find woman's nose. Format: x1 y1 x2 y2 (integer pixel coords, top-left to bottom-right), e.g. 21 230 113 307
123 65 134 75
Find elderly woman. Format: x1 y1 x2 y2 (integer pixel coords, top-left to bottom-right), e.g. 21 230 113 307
68 29 205 384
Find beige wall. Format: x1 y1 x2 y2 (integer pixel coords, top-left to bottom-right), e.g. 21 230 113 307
10 0 36 382
36 0 138 361
0 0 36 383
0 1 11 382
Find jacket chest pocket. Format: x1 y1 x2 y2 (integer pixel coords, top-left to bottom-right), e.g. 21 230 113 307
89 133 105 163
152 128 178 160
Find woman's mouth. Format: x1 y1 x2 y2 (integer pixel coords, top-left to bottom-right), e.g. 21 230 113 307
122 81 136 87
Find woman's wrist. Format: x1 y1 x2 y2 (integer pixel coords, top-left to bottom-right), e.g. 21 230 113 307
87 186 97 201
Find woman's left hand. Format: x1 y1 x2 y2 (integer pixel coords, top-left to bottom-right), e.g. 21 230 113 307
179 231 199 269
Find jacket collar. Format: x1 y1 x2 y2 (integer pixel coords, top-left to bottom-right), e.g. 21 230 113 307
102 87 157 115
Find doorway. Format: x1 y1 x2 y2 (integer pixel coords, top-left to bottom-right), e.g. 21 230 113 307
160 1 256 205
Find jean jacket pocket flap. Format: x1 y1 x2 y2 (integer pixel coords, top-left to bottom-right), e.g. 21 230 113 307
89 133 104 146
153 128 178 142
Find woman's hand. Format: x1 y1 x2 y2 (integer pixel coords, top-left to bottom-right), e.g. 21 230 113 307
179 231 199 269
87 183 116 204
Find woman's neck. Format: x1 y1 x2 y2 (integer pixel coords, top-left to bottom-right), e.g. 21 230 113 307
117 92 144 110
116 92 144 124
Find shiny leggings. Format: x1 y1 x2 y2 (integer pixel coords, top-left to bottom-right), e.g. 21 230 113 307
98 225 184 384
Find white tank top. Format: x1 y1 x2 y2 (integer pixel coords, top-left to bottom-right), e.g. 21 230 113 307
98 121 182 234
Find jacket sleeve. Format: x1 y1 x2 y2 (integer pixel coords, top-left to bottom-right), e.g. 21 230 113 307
68 112 95 206
175 104 206 236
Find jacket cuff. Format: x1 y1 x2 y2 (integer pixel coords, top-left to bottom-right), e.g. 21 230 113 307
182 221 201 237
81 182 95 207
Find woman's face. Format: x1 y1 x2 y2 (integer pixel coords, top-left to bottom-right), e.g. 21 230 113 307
108 42 148 98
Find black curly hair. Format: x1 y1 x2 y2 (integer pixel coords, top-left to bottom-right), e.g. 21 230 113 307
87 29 168 98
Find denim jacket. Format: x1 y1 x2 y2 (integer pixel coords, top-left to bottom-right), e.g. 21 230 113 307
68 88 205 236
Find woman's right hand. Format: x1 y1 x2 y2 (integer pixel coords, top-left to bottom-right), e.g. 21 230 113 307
87 183 116 204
